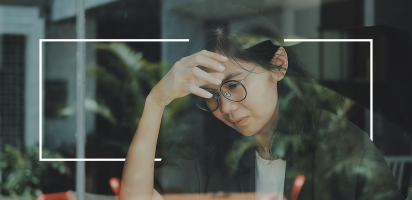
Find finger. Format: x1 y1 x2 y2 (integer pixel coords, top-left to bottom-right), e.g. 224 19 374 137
188 84 213 99
191 53 226 72
199 50 228 62
193 71 225 87
183 67 222 86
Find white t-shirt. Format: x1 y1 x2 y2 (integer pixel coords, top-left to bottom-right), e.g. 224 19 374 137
255 151 287 200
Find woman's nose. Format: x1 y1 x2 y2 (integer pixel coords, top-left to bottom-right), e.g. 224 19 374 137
219 96 239 114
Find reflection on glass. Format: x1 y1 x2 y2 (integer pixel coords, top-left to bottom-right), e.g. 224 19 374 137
0 0 411 199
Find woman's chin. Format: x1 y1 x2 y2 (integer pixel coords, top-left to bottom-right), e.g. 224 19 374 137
235 128 257 137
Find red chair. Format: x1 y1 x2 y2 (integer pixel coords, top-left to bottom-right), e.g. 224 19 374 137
290 175 306 200
37 191 76 200
37 177 120 200
110 177 121 196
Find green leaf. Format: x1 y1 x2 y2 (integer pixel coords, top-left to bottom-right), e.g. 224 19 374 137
1 144 66 199
406 191 412 200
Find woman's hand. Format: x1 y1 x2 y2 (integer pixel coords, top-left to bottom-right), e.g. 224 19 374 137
148 50 228 107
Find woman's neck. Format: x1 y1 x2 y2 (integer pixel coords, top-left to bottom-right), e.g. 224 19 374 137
255 132 272 160
254 108 280 160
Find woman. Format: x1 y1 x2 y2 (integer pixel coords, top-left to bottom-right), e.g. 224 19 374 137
119 6 403 200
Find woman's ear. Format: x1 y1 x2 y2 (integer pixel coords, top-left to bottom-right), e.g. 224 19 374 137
270 47 288 81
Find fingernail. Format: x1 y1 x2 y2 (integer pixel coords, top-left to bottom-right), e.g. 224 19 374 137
221 55 228 60
206 92 213 98
218 64 225 71
215 78 222 85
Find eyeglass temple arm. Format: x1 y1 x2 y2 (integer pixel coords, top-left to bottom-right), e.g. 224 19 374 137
240 60 261 84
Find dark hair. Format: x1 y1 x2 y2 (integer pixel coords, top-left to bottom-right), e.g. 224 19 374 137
188 6 320 174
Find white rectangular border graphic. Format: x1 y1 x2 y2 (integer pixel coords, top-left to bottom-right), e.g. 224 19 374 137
284 39 373 142
39 39 373 161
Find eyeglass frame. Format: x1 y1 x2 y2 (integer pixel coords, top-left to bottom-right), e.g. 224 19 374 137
195 60 262 112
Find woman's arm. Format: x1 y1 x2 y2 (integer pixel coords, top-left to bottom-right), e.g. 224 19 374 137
119 96 165 200
118 50 228 200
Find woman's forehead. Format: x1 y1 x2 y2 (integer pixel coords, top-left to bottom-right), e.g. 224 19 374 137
224 59 255 69
208 71 245 83
206 61 249 80
203 59 254 73
201 60 260 88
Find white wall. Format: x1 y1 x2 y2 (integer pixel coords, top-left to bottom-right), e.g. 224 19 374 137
51 0 117 22
44 18 96 151
0 5 44 148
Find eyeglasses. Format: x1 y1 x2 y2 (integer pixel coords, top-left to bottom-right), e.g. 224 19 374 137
193 61 261 112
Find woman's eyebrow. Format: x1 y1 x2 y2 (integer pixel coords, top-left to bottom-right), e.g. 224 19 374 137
201 71 244 88
222 72 244 83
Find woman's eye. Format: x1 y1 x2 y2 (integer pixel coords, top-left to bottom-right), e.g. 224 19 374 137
228 83 239 90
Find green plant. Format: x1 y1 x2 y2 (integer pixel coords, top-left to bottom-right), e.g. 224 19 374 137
0 144 67 200
406 190 412 200
59 43 191 154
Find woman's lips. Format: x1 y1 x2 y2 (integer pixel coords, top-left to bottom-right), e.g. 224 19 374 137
231 117 248 127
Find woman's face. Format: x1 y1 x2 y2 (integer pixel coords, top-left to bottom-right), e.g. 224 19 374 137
205 60 280 137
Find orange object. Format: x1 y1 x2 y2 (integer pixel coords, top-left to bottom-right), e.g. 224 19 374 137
37 191 76 200
290 175 306 200
110 177 121 196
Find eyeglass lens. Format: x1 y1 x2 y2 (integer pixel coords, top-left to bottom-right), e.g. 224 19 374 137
195 80 246 112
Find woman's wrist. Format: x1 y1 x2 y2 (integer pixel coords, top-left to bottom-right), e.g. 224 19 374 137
146 89 167 110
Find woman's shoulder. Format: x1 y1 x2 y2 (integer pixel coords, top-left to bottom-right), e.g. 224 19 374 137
313 109 377 167
313 109 387 178
316 109 372 151
313 110 403 200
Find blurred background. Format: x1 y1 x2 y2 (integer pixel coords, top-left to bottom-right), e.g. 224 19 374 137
0 0 411 199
